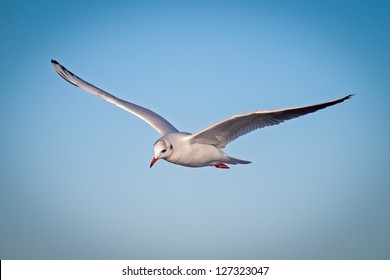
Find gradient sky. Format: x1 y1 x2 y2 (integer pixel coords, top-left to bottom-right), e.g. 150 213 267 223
1 0 389 259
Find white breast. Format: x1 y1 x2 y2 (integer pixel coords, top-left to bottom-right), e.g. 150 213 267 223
163 132 227 167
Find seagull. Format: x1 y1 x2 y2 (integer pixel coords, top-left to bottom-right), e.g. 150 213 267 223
51 59 353 169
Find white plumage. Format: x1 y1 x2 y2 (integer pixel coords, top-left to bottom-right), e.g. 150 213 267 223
51 59 352 169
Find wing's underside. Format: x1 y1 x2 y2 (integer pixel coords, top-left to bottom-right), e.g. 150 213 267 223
51 60 178 136
190 95 353 148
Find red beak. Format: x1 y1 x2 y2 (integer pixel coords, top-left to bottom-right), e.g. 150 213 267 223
150 157 158 168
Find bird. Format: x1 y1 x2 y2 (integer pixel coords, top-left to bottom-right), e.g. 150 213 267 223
51 59 353 169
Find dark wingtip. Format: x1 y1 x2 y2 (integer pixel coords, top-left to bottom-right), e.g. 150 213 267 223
50 59 79 88
336 94 354 104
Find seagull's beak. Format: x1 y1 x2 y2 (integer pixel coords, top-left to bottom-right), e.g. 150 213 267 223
150 157 158 168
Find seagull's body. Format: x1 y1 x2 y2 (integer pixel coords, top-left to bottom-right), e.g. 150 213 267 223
51 59 352 169
153 132 249 168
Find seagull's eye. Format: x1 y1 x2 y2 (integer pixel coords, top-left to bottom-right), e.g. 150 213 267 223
161 149 167 153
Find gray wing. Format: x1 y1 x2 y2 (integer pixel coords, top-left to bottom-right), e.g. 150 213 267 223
190 95 353 148
51 60 178 136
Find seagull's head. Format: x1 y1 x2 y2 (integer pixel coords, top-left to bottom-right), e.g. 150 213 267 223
150 138 173 168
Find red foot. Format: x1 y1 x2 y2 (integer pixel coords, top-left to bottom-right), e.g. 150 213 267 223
214 163 230 169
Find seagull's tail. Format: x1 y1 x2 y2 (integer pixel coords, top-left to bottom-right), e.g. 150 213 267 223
225 156 251 165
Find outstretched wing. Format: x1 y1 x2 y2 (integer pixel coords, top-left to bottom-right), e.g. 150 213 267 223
51 60 178 136
190 95 353 148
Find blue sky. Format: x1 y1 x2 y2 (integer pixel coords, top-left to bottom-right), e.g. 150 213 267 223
1 0 389 259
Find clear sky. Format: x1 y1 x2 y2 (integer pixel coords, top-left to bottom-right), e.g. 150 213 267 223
1 0 389 259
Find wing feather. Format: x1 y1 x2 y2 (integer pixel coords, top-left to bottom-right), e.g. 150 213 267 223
190 95 353 148
51 60 178 136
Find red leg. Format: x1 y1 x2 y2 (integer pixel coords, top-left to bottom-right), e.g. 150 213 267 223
214 163 230 169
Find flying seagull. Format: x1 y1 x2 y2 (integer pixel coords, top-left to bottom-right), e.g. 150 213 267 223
51 59 352 169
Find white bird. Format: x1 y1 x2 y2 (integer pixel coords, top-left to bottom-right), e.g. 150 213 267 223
51 59 353 169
